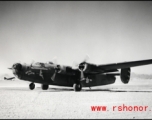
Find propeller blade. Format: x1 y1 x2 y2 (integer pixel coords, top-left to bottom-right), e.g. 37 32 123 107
52 56 58 64
72 61 79 69
30 60 35 67
39 70 44 80
82 54 90 63
51 65 60 81
80 70 85 81
72 54 90 69
51 71 57 81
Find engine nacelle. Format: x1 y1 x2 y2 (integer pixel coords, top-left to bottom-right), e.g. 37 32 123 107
78 62 91 72
120 68 131 84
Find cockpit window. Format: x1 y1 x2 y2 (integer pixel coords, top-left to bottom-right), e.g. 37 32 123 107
35 62 40 65
48 62 53 64
33 62 45 67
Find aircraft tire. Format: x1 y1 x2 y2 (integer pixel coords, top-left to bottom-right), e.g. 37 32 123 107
29 83 35 90
41 84 49 90
73 83 82 92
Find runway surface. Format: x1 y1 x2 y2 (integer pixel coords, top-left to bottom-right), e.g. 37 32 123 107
0 84 152 119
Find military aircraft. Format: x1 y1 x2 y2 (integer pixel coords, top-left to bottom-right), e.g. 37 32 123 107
4 57 152 91
4 77 15 80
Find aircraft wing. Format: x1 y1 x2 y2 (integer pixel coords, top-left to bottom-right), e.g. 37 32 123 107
97 59 152 71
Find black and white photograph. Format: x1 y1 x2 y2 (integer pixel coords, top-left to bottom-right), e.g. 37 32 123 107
0 1 152 119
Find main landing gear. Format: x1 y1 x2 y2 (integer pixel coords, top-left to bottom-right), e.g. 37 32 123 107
29 82 35 90
41 84 49 90
73 83 82 92
29 83 49 90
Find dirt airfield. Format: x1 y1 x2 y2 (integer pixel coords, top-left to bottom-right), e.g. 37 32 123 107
0 78 152 119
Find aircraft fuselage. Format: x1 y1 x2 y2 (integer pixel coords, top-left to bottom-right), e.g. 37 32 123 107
13 62 116 88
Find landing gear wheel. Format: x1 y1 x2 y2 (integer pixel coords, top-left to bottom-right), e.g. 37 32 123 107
73 83 82 92
41 84 49 90
29 83 35 90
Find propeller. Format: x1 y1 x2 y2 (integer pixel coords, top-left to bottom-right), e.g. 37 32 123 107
71 54 90 81
80 69 85 81
8 63 19 74
72 61 79 69
52 56 58 64
72 54 90 69
30 60 35 67
79 62 86 81
80 54 89 74
47 56 58 65
74 54 90 81
39 70 44 80
51 65 60 81
12 63 22 71
8 63 22 79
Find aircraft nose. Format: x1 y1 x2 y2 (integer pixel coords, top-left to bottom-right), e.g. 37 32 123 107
12 63 22 71
12 63 22 78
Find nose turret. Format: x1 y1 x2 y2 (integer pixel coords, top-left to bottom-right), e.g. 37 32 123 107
12 63 22 79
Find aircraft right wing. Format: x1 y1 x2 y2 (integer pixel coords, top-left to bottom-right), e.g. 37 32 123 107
79 59 152 74
97 59 152 71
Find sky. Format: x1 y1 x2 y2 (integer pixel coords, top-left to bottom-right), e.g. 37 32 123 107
1 1 152 75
